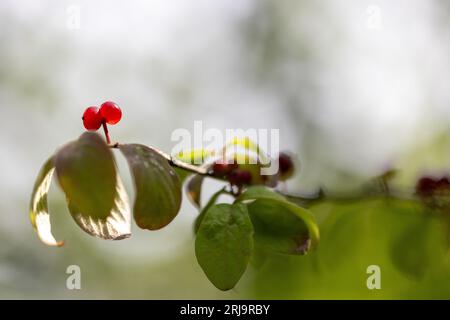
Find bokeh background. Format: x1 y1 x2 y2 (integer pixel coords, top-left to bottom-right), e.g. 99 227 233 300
0 0 450 299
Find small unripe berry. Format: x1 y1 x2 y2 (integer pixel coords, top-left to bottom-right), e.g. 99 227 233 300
100 101 122 125
278 152 295 181
82 106 103 131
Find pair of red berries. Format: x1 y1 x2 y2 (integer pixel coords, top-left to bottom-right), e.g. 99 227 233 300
82 101 122 131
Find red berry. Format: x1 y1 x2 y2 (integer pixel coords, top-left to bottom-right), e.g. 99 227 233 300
99 101 122 125
416 177 437 197
228 162 239 171
228 170 240 185
212 163 229 177
228 169 252 186
211 161 238 177
239 171 252 185
278 152 295 180
82 106 103 131
437 177 450 189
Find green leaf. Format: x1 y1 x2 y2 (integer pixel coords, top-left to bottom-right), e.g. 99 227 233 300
195 203 254 291
173 167 192 184
236 185 286 202
29 156 64 247
236 186 319 253
246 199 318 254
185 162 214 208
120 144 182 230
194 188 227 233
186 174 204 208
53 133 131 240
55 132 117 220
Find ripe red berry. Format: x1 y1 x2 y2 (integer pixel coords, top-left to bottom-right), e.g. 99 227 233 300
416 177 437 197
82 106 103 131
239 171 252 185
278 152 295 180
212 163 229 177
99 101 122 125
436 177 450 189
228 169 252 186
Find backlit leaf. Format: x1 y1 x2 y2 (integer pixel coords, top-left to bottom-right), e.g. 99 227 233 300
29 156 63 247
55 132 117 220
186 174 204 208
68 175 131 240
120 144 182 230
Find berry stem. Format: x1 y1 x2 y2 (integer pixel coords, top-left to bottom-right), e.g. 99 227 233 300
102 120 111 144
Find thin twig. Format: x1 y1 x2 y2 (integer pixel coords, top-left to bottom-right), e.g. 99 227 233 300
280 189 416 207
108 142 417 205
109 142 214 177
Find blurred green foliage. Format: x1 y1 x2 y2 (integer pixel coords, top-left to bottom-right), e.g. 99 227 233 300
251 197 450 299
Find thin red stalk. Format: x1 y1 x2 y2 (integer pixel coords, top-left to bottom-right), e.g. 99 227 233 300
102 121 111 144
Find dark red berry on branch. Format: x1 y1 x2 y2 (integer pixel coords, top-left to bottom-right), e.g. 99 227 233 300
228 169 252 186
238 170 252 185
436 177 450 189
82 106 103 131
416 176 437 197
100 101 122 125
278 152 295 180
211 161 238 177
212 163 229 177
